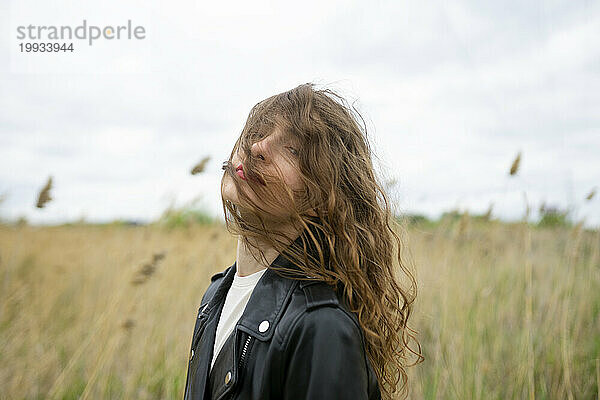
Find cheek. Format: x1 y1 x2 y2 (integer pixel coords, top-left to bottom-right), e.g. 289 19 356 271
291 174 304 191
286 171 305 194
278 163 302 189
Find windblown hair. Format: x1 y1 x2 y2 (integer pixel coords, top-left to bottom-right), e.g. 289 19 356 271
221 83 423 400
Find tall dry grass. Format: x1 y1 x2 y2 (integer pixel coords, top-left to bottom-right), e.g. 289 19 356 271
405 217 599 399
0 219 598 399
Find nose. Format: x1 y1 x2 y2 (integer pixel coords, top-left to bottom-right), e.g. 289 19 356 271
250 136 271 161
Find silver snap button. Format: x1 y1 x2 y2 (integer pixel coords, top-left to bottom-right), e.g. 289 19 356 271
258 320 270 333
224 371 232 385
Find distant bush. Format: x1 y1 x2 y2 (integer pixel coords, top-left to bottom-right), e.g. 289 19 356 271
440 210 462 223
158 204 214 228
105 219 147 227
537 205 571 228
16 216 29 227
398 213 431 226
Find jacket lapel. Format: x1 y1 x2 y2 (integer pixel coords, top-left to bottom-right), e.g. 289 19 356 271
189 264 236 399
235 252 301 341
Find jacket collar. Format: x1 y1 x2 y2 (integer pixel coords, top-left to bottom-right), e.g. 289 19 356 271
210 224 324 341
234 254 299 341
223 252 302 341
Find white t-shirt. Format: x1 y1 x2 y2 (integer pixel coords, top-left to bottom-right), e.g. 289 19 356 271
210 267 268 371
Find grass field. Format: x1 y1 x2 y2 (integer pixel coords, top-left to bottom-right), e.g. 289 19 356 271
0 218 598 399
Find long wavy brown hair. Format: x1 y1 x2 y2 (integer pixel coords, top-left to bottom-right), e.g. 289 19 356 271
221 83 423 400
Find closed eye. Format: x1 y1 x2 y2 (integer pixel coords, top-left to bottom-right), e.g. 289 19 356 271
286 146 298 156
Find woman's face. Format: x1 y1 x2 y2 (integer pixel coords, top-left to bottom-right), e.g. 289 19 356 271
222 127 304 218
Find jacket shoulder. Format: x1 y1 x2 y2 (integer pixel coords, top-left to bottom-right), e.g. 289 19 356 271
280 282 363 350
199 265 232 305
298 280 340 310
276 280 360 342
301 281 359 326
210 266 230 282
278 282 377 400
299 280 357 319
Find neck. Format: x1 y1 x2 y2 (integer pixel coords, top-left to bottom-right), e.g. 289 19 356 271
235 222 303 277
235 238 278 277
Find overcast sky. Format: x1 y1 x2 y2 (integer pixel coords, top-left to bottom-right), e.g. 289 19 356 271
1 0 599 226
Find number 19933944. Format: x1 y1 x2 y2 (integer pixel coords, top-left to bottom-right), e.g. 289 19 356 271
19 42 74 52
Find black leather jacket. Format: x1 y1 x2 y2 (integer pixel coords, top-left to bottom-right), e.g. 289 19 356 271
183 243 382 399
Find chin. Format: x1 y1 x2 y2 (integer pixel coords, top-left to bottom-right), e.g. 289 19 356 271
221 188 239 205
221 177 238 204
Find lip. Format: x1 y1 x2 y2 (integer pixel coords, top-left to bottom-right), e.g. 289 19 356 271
235 163 247 181
236 163 265 185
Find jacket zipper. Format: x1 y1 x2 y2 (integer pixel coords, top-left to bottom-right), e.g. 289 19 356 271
239 334 254 370
225 334 254 400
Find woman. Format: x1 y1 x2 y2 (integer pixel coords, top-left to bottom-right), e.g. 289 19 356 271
183 83 422 400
